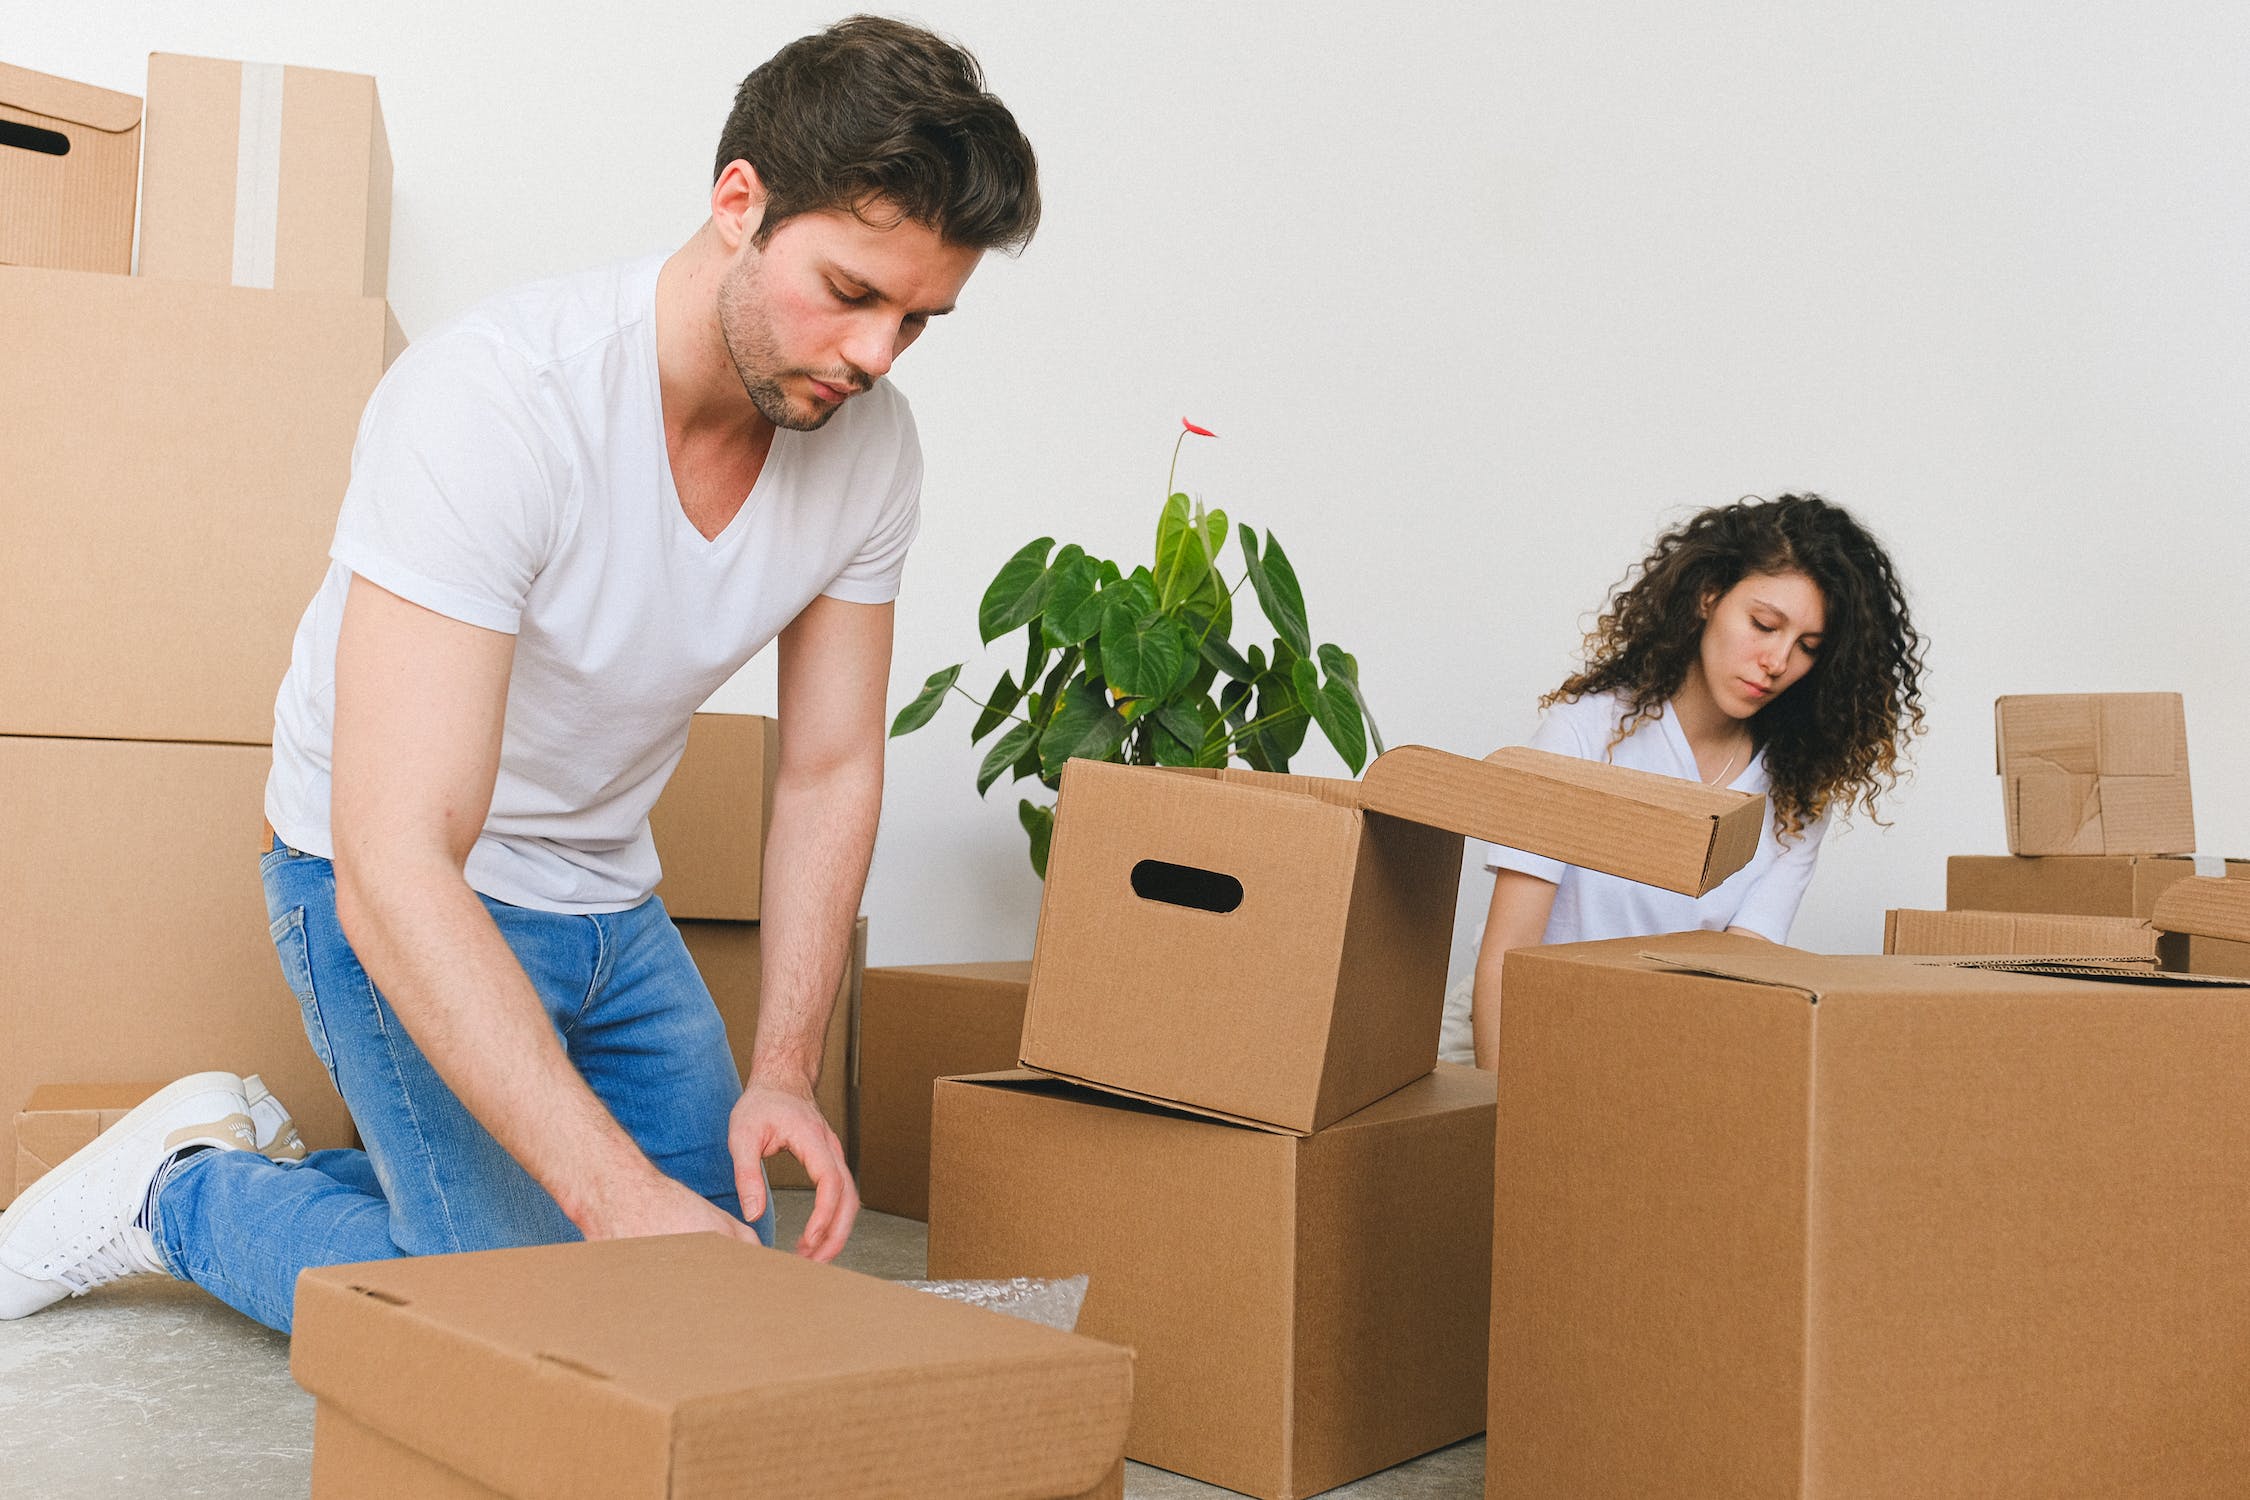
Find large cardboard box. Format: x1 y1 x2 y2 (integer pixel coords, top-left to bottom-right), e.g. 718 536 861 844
2154 876 2250 979
0 265 405 744
1882 906 2156 960
14 1082 160 1200
648 712 781 921
1946 852 2250 917
0 61 141 273
293 1232 1134 1499
1995 692 2194 855
139 53 392 296
1488 933 2250 1500
676 915 863 1192
1022 746 1762 1133
0 737 352 1209
930 1065 1495 1500
855 961 1031 1220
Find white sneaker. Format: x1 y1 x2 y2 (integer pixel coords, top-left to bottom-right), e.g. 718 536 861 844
0 1071 254 1319
241 1073 306 1162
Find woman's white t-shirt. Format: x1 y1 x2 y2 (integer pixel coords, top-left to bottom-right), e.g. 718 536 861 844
267 252 922 913
1484 690 1829 944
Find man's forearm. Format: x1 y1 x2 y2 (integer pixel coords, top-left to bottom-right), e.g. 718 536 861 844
748 751 881 1093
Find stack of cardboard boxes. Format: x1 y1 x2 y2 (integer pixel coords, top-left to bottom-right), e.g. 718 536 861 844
929 745 1765 1498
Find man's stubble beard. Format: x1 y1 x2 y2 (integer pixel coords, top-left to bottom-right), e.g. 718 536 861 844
716 252 840 434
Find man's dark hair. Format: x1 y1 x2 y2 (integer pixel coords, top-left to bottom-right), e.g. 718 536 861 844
715 15 1040 253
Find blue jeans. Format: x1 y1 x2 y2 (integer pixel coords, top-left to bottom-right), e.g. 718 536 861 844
149 838 772 1333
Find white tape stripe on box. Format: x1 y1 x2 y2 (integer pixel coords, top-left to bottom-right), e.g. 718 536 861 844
2193 853 2227 878
232 62 285 290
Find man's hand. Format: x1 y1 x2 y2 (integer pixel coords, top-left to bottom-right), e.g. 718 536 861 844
573 1167 764 1245
730 1079 859 1261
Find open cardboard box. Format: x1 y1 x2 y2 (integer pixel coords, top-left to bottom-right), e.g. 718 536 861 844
2154 875 2250 979
1021 745 1763 1133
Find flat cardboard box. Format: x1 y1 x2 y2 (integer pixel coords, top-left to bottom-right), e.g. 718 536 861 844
1883 907 2156 960
676 915 863 1192
0 265 405 744
1946 853 2250 918
0 61 140 273
0 737 352 1209
855 961 1031 1220
648 713 781 921
1995 692 2195 855
1489 933 2250 1499
930 1065 1495 1500
139 53 392 296
2154 876 2250 979
14 1082 160 1200
293 1232 1134 1499
1021 745 1762 1133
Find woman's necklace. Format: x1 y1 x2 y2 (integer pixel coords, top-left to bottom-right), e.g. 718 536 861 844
1703 733 1747 787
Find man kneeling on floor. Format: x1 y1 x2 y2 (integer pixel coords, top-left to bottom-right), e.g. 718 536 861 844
0 16 1039 1330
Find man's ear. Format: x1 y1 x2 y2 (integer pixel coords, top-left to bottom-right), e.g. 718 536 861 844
711 159 768 250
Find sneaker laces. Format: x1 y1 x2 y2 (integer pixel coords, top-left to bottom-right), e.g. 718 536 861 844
52 1226 166 1296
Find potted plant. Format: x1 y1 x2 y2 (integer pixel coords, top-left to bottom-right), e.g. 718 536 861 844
890 420 1382 875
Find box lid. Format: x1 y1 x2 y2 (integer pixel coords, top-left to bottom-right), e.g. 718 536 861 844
292 1234 1132 1499
1882 908 2158 961
1635 947 2250 1002
0 61 142 134
2152 876 2250 943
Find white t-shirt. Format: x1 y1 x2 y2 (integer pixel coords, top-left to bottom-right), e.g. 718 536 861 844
267 252 922 913
1484 689 1828 944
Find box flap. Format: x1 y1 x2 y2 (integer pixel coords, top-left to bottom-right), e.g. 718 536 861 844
0 61 141 134
1357 744 1762 896
1882 907 2157 960
1001 1065 1312 1135
1637 947 2248 1000
2152 877 2250 943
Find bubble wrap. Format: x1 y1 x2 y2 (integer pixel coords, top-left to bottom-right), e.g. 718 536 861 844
901 1274 1090 1332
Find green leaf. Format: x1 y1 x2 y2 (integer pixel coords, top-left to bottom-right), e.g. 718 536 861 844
971 670 1021 742
1154 492 1213 611
1195 714 1233 768
1294 658 1368 774
1239 526 1312 658
1151 699 1210 766
1202 507 1228 564
1041 548 1101 648
1254 657 1309 765
1101 599 1190 700
1020 623 1051 695
1041 679 1132 778
1319 643 1385 757
1219 676 1254 729
978 538 1054 644
977 721 1038 795
888 664 960 737
1184 609 1255 679
1038 646 1081 710
1019 799 1054 879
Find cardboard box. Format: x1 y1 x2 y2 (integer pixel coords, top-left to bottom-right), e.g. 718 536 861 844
14 1082 161 1200
648 713 781 921
1021 746 1762 1133
676 915 863 1192
0 737 352 1209
1882 907 2156 960
1946 853 2250 918
930 1065 1495 1500
2154 876 2250 979
1995 692 2195 855
0 265 404 743
139 53 392 296
1488 934 2250 1499
293 1232 1134 1499
855 961 1031 1220
0 61 141 273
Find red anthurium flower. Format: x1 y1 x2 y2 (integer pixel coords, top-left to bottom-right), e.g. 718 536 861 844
1181 418 1217 438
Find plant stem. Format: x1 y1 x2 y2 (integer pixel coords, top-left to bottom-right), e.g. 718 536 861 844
1166 428 1192 500
1213 704 1311 754
949 682 1037 732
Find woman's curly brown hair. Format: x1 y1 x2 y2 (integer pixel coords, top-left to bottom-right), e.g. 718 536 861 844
1546 493 1928 837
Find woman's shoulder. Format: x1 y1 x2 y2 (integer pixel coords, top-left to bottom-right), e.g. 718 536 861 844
1528 690 1630 758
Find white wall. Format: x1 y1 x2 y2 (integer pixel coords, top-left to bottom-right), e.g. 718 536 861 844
12 3 2246 970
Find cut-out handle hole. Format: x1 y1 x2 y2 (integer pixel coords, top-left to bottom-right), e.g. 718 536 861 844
1131 859 1243 913
0 121 71 158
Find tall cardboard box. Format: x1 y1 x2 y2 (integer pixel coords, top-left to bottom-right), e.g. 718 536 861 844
648 712 782 921
2154 876 2250 979
0 62 141 273
139 53 392 296
931 1066 1496 1500
856 961 1031 1220
1022 747 1762 1133
0 737 352 1208
0 265 405 744
1882 907 2156 960
292 1233 1134 1499
1995 692 2194 855
1489 934 2250 1500
1945 853 2250 917
676 916 863 1191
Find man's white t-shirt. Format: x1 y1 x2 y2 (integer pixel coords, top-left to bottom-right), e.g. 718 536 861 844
1484 690 1828 944
268 252 921 913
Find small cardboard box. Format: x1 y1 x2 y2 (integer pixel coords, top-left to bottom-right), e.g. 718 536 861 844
14 1082 161 1200
1995 692 2195 855
1883 907 2156 960
1946 853 2250 918
1489 933 2250 1499
648 713 782 921
1022 746 1762 1133
2154 876 2250 979
676 915 863 1192
930 1065 1495 1500
855 961 1032 1221
0 736 353 1209
139 53 392 296
292 1232 1134 1499
0 61 141 274
0 265 404 744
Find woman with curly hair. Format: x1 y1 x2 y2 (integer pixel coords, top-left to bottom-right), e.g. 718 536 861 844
1469 493 1926 1070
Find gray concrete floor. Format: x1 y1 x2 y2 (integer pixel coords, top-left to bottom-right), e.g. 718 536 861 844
0 1190 1482 1498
